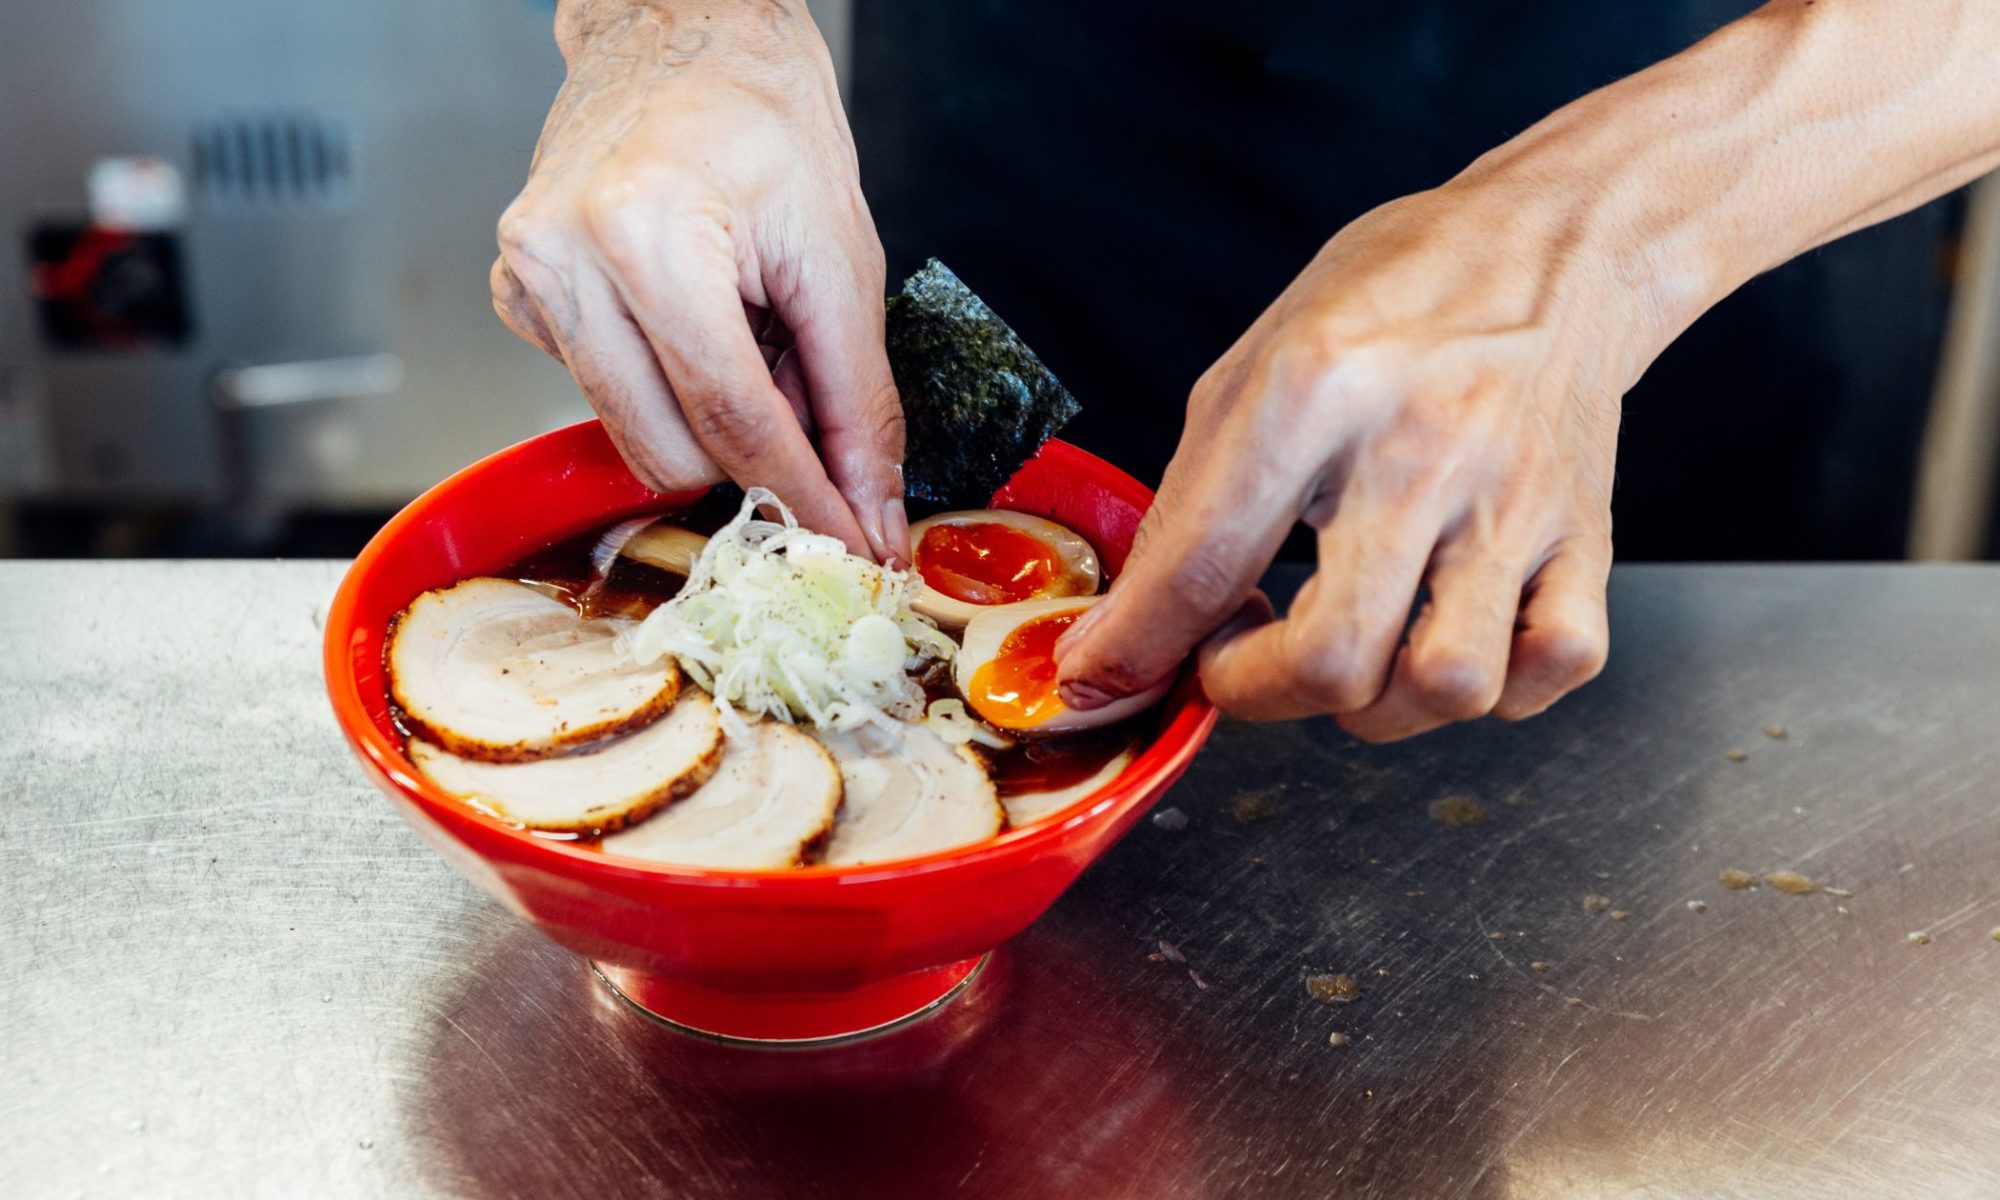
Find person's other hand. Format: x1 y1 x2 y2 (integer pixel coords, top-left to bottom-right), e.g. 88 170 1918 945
1057 181 1659 740
492 0 905 561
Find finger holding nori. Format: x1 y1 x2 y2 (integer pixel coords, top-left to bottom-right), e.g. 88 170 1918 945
886 259 1081 507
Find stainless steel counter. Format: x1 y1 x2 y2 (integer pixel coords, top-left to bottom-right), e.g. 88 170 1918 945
5 562 2000 1199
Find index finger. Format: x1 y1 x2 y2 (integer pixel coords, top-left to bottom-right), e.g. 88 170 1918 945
1056 414 1306 705
606 220 873 555
780 248 908 564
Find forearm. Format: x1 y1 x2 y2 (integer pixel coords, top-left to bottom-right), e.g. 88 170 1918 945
1450 0 2000 359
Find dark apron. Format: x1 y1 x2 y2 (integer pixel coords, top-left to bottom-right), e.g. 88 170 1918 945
852 1 1957 560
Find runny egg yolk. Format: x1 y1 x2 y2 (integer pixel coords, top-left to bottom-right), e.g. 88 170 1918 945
915 522 1062 605
966 608 1082 728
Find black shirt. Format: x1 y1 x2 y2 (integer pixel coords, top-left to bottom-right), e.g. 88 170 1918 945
852 1 1958 560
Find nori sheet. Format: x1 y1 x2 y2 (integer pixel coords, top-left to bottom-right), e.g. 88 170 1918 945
886 259 1081 507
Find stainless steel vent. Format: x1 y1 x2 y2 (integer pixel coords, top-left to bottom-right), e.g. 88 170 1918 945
191 114 354 204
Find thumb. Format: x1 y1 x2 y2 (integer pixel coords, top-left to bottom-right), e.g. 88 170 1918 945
781 248 909 565
1056 423 1297 709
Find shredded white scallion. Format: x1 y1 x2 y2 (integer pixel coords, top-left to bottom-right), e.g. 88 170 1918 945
925 698 1015 750
619 489 955 737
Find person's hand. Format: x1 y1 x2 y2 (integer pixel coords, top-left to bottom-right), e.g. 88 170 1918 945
492 0 906 561
1056 180 1661 740
1055 0 2000 741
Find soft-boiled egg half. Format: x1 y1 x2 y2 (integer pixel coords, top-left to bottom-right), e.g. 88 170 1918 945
954 595 1171 734
909 510 1101 629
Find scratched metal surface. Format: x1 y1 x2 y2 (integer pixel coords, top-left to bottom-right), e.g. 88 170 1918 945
5 561 2000 1200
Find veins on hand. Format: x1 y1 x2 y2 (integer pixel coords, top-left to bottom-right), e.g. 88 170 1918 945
535 6 713 174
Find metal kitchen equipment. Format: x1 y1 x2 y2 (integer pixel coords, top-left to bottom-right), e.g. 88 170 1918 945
0 0 588 512
8 559 2000 1197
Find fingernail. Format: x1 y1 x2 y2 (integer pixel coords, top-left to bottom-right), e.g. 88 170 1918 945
1053 593 1116 663
849 495 889 563
1059 680 1118 711
880 497 911 567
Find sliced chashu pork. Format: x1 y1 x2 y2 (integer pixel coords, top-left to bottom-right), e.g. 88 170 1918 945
601 721 842 870
409 692 724 833
388 577 678 761
815 723 1004 867
1000 749 1135 828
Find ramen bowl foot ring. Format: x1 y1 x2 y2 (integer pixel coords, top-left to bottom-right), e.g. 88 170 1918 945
591 955 990 1045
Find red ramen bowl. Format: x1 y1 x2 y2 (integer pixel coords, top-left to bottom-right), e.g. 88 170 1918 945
324 420 1217 1042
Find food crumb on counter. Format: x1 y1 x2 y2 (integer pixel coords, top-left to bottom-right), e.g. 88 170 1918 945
1764 871 1816 895
1609 909 1631 922
1908 931 1933 946
1427 796 1489 827
1764 724 1788 740
1232 792 1282 825
1687 899 1709 914
1582 893 1611 914
1719 868 1758 890
1990 927 2000 943
1530 961 1553 972
1488 931 1507 941
1565 997 1584 1007
1306 973 1360 1004
1724 748 1749 763
1150 806 1189 832
1328 1032 1353 1048
1823 886 1853 898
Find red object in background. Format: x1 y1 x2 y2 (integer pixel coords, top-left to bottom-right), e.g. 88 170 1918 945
323 421 1216 1042
27 222 192 349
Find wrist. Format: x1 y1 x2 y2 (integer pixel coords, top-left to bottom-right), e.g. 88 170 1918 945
554 0 814 65
553 0 637 62
1444 0 2000 369
1436 24 1812 377
1431 146 1699 390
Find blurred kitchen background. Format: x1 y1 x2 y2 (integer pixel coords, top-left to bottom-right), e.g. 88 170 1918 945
2 0 1996 562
